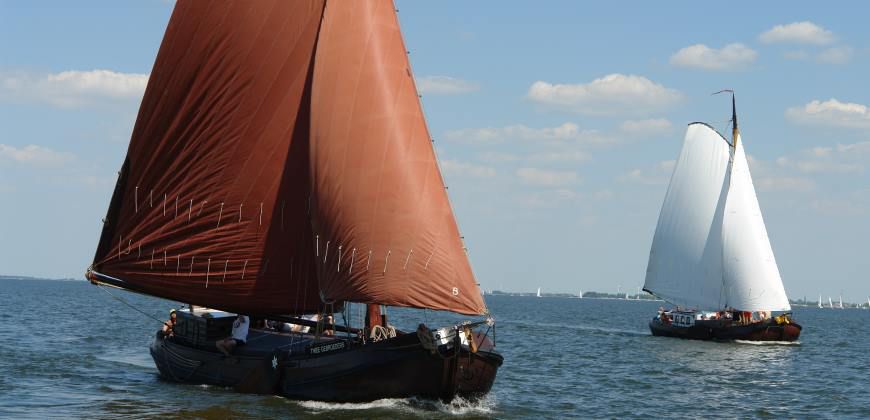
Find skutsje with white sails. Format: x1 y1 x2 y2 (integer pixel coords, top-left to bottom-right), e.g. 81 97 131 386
86 0 501 402
644 92 802 342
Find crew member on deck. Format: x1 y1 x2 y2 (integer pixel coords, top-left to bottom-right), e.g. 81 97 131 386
216 314 249 357
160 309 177 339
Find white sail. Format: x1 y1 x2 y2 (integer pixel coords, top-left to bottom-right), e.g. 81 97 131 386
818 295 823 308
644 123 732 310
721 138 791 312
828 297 833 308
536 288 541 298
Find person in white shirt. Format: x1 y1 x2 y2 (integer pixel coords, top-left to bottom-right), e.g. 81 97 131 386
216 314 249 357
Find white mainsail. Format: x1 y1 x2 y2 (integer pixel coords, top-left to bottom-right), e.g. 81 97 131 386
818 295 823 308
644 122 791 312
644 123 731 310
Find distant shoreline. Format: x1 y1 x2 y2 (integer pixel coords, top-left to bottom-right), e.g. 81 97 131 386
0 275 82 282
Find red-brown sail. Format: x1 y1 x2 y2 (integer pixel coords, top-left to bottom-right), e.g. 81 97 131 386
90 0 327 316
308 1 487 315
90 0 487 317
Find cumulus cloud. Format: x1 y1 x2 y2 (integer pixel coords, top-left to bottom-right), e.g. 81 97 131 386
417 76 479 95
669 43 757 71
774 141 870 175
445 122 609 145
0 69 148 108
759 21 835 45
816 46 853 64
0 144 74 167
526 74 682 116
528 151 589 163
777 156 862 174
619 118 672 135
785 99 870 128
439 159 496 178
618 160 675 185
516 167 580 186
783 50 811 61
755 176 816 192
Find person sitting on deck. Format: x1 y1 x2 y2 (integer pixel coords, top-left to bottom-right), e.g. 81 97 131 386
160 309 177 339
216 314 249 357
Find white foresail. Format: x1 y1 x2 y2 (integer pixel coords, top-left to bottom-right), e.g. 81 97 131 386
721 138 791 311
644 123 732 310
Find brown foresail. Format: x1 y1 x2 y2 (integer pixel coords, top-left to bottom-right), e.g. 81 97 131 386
308 1 487 315
91 0 327 316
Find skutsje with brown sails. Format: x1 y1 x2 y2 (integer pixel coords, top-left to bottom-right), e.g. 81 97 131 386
86 0 501 402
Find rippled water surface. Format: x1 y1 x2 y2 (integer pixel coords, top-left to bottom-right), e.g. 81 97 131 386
1 278 868 418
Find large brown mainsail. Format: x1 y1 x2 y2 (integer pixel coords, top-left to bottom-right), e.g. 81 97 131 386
90 0 486 317
91 0 327 315
309 1 486 316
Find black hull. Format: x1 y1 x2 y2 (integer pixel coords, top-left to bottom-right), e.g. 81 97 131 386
649 317 802 342
150 330 502 402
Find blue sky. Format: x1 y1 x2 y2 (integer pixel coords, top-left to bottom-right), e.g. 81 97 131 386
1 1 868 303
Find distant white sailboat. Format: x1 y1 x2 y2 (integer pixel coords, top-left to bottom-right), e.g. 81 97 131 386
818 295 823 309
536 287 541 298
643 92 800 341
828 297 834 308
839 295 844 309
578 290 583 299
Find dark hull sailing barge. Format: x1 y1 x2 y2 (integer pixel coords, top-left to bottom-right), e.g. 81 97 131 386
87 0 501 402
649 311 801 342
643 94 801 342
146 309 501 401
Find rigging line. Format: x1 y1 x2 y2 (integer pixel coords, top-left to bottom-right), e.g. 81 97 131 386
96 284 166 327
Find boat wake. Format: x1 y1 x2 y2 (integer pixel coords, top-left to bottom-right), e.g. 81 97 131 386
733 340 801 346
97 351 156 369
295 394 496 416
510 320 648 337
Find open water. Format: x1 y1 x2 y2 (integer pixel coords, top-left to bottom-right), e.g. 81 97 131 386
1 278 868 419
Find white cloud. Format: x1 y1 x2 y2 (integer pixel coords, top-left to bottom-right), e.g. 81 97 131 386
0 144 74 167
618 160 675 185
785 99 870 128
619 118 672 135
439 159 496 178
516 167 580 186
526 74 682 116
773 141 870 175
759 22 835 45
479 152 520 162
755 176 816 192
776 156 862 174
783 50 810 60
836 141 870 155
417 76 479 95
445 122 609 145
816 46 853 64
528 151 589 163
1 69 148 108
669 43 758 71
